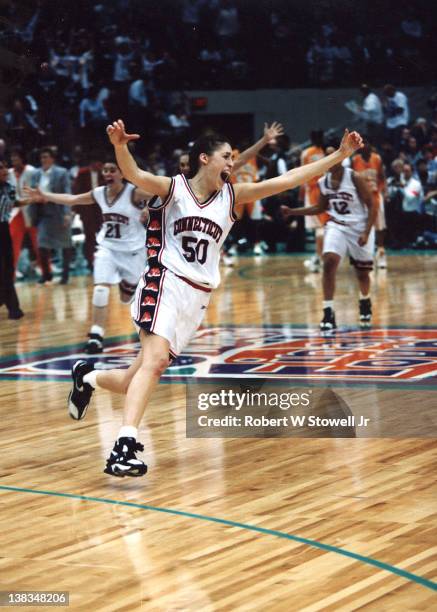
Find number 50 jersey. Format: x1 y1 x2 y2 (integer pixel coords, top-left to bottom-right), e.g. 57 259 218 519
147 174 236 289
318 167 368 227
93 182 147 252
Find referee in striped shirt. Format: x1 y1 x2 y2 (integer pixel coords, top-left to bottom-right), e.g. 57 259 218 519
0 159 24 319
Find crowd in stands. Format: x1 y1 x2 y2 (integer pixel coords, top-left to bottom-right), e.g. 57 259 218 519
0 0 434 158
1 79 436 289
0 1 436 296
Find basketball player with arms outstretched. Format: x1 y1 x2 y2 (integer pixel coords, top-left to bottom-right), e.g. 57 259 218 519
69 121 363 477
282 146 377 333
25 160 152 353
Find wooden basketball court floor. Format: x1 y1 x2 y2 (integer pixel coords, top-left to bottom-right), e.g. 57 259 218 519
1 253 436 611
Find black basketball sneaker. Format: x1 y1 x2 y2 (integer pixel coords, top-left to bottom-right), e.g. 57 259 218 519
68 360 95 420
104 437 148 477
320 307 337 334
359 298 372 328
84 333 104 354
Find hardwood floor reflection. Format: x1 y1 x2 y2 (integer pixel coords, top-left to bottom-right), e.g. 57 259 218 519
1 254 436 611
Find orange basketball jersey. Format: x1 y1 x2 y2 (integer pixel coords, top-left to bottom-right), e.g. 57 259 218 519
231 150 258 185
301 145 325 193
231 149 258 214
300 145 328 224
352 153 384 194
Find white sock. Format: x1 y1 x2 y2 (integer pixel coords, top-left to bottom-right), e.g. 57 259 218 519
323 300 334 310
359 293 370 300
83 370 98 388
90 324 104 337
118 425 138 440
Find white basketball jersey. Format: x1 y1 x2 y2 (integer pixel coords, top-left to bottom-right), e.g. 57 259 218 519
146 174 236 289
318 168 368 226
93 182 147 251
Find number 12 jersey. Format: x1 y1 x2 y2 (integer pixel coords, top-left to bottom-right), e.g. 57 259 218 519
318 167 368 227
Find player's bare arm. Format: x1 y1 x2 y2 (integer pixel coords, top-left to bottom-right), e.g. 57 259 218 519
280 193 328 221
106 120 172 199
352 172 377 245
233 122 284 172
424 189 437 202
132 188 154 205
132 188 152 224
23 186 95 206
13 199 32 208
378 162 387 195
233 129 363 205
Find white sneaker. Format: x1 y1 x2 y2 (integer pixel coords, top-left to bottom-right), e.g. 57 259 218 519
304 256 319 270
377 254 387 269
15 269 24 280
253 244 263 256
222 254 234 267
304 257 320 272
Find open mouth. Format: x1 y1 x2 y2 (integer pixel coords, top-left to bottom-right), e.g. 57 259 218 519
220 171 230 182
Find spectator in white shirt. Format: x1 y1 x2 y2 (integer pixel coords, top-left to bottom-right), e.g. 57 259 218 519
402 163 423 213
8 146 37 274
383 84 410 148
215 0 239 41
128 75 148 109
398 162 424 246
142 50 166 82
113 42 135 83
128 68 151 135
358 84 384 144
167 105 190 130
79 87 108 129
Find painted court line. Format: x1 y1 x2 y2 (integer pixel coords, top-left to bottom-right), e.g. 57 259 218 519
0 485 436 591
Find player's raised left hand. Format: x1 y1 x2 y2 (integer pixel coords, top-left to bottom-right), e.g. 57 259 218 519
263 121 284 145
339 129 364 157
106 120 140 146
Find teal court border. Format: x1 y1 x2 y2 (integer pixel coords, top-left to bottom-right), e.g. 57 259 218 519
0 484 435 592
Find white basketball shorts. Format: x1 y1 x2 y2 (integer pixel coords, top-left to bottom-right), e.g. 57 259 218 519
131 264 211 358
94 245 146 289
323 221 375 270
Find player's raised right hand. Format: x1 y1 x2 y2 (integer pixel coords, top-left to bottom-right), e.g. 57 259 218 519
106 120 140 146
23 185 46 203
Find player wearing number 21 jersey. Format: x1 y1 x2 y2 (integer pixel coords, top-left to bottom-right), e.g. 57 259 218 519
24 160 152 353
93 182 148 252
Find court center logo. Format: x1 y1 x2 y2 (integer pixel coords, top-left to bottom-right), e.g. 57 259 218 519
1 327 437 384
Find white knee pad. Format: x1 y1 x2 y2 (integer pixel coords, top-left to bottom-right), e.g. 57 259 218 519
92 285 110 308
